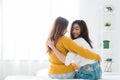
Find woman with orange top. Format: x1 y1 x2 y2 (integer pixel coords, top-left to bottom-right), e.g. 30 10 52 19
46 17 101 79
47 19 102 79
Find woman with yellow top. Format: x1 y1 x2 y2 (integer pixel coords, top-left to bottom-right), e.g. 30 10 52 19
46 17 101 79
47 19 102 79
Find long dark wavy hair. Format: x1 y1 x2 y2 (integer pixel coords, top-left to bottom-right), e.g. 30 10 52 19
70 20 93 48
46 17 69 53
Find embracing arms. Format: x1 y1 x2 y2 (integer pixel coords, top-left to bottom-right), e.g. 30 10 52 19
47 39 66 64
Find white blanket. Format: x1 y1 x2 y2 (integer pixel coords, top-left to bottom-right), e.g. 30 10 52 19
5 75 120 80
5 76 48 80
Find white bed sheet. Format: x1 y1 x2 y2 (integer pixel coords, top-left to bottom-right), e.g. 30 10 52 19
5 75 120 80
5 76 48 80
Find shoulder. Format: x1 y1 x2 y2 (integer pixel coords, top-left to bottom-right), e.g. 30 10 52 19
74 38 84 42
61 36 71 39
74 38 86 45
74 38 91 49
59 36 72 42
58 36 77 47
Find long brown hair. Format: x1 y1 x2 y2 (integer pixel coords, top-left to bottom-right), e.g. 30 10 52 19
70 20 93 48
46 17 69 53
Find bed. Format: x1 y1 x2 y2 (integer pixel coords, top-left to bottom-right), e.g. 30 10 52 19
5 76 48 80
5 69 49 80
5 75 120 80
5 70 120 80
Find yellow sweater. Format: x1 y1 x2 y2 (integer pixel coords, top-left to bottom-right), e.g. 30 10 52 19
48 36 100 74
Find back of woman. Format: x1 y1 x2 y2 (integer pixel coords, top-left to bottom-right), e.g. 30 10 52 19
46 17 101 79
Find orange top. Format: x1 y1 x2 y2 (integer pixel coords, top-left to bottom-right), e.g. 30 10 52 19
48 36 100 74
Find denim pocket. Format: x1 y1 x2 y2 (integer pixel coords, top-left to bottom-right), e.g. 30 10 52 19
75 63 102 79
83 65 94 72
80 65 94 79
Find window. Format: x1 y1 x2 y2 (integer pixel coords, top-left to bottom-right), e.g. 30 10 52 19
1 0 80 60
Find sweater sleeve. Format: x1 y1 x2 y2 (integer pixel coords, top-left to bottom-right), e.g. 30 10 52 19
62 36 100 60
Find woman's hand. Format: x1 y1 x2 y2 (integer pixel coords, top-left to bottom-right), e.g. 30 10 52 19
71 63 79 70
98 56 102 64
47 39 55 50
47 39 66 63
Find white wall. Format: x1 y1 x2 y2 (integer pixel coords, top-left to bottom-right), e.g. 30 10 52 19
78 0 102 51
0 0 2 59
79 0 120 73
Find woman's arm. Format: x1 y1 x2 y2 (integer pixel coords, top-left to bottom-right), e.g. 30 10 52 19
47 39 66 64
62 36 101 61
47 39 80 69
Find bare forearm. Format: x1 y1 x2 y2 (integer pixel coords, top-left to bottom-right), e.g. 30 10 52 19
52 47 66 63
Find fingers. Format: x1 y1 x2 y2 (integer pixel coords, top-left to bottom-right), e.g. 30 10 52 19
84 65 89 69
48 39 54 45
47 39 52 47
48 39 52 43
71 63 79 70
47 38 55 49
98 58 102 64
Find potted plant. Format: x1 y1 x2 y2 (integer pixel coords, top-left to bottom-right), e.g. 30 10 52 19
105 22 111 26
104 5 113 13
106 6 113 12
104 22 111 29
106 58 112 62
103 40 110 49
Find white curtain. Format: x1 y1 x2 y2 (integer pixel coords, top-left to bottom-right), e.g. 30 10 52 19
0 0 81 80
2 0 52 60
0 60 49 80
1 0 80 60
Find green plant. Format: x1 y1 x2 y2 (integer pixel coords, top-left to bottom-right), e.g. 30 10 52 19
106 58 112 62
106 6 113 11
105 22 111 27
104 5 113 12
103 40 110 49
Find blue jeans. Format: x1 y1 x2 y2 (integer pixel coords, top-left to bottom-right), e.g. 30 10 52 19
48 71 75 79
75 61 102 80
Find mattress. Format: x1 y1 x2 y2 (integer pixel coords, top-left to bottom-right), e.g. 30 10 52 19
5 75 120 80
5 76 48 80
